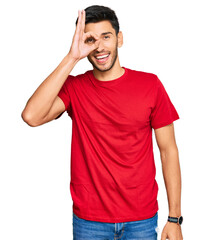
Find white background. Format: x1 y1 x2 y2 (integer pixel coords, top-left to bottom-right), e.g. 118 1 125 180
0 0 204 239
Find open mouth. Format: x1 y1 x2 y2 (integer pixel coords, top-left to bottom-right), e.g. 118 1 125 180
94 53 110 63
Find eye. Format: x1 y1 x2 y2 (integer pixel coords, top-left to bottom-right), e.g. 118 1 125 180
104 35 110 39
86 37 95 43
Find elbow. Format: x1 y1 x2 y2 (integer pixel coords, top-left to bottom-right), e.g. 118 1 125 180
21 110 39 127
160 146 179 163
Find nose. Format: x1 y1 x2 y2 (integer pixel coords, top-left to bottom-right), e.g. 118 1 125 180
95 39 105 52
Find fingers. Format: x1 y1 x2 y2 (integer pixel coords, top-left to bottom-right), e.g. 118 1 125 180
82 31 100 53
78 10 85 37
74 10 83 37
76 10 82 32
83 31 99 42
81 9 85 34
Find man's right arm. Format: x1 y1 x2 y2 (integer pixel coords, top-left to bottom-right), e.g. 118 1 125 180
21 54 78 127
21 9 100 127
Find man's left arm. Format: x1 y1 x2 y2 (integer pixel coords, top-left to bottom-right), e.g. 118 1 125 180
154 123 183 240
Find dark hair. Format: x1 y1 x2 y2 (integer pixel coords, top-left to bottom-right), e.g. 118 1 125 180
75 5 120 36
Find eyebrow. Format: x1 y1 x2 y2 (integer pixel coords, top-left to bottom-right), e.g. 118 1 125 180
101 32 113 36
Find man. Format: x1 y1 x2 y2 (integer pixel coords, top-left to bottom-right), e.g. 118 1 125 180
21 5 183 240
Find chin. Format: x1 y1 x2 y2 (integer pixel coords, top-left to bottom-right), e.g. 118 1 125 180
95 65 113 72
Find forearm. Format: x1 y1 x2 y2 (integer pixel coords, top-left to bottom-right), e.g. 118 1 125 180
160 146 182 216
22 53 78 124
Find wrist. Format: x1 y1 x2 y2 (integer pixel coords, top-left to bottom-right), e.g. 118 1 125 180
65 53 80 65
169 205 181 217
67 52 80 63
169 210 181 218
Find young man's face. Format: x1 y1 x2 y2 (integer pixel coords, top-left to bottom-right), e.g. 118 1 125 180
84 20 122 72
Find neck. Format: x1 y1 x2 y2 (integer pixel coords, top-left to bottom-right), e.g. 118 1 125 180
93 56 124 81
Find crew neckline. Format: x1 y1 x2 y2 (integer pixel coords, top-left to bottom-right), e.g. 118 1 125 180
88 67 128 87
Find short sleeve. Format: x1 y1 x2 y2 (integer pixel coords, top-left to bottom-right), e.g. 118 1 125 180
55 75 75 119
150 76 180 129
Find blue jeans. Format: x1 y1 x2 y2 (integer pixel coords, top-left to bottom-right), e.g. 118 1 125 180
73 212 158 240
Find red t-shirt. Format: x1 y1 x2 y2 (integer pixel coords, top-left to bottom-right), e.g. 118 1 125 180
56 67 179 223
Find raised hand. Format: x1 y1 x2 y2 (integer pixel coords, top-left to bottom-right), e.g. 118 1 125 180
68 10 100 61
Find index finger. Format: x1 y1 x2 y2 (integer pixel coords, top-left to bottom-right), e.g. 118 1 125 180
83 31 100 42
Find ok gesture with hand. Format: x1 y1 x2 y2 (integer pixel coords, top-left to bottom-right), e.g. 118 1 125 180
69 10 100 61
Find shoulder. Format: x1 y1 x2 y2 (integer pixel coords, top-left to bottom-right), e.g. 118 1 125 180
63 71 88 88
126 67 159 86
127 67 157 78
70 70 91 82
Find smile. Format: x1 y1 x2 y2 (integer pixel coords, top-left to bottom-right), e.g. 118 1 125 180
94 53 110 63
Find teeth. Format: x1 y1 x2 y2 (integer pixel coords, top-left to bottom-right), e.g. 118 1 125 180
96 54 109 59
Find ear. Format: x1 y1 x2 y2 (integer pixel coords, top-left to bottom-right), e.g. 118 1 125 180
117 31 123 48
